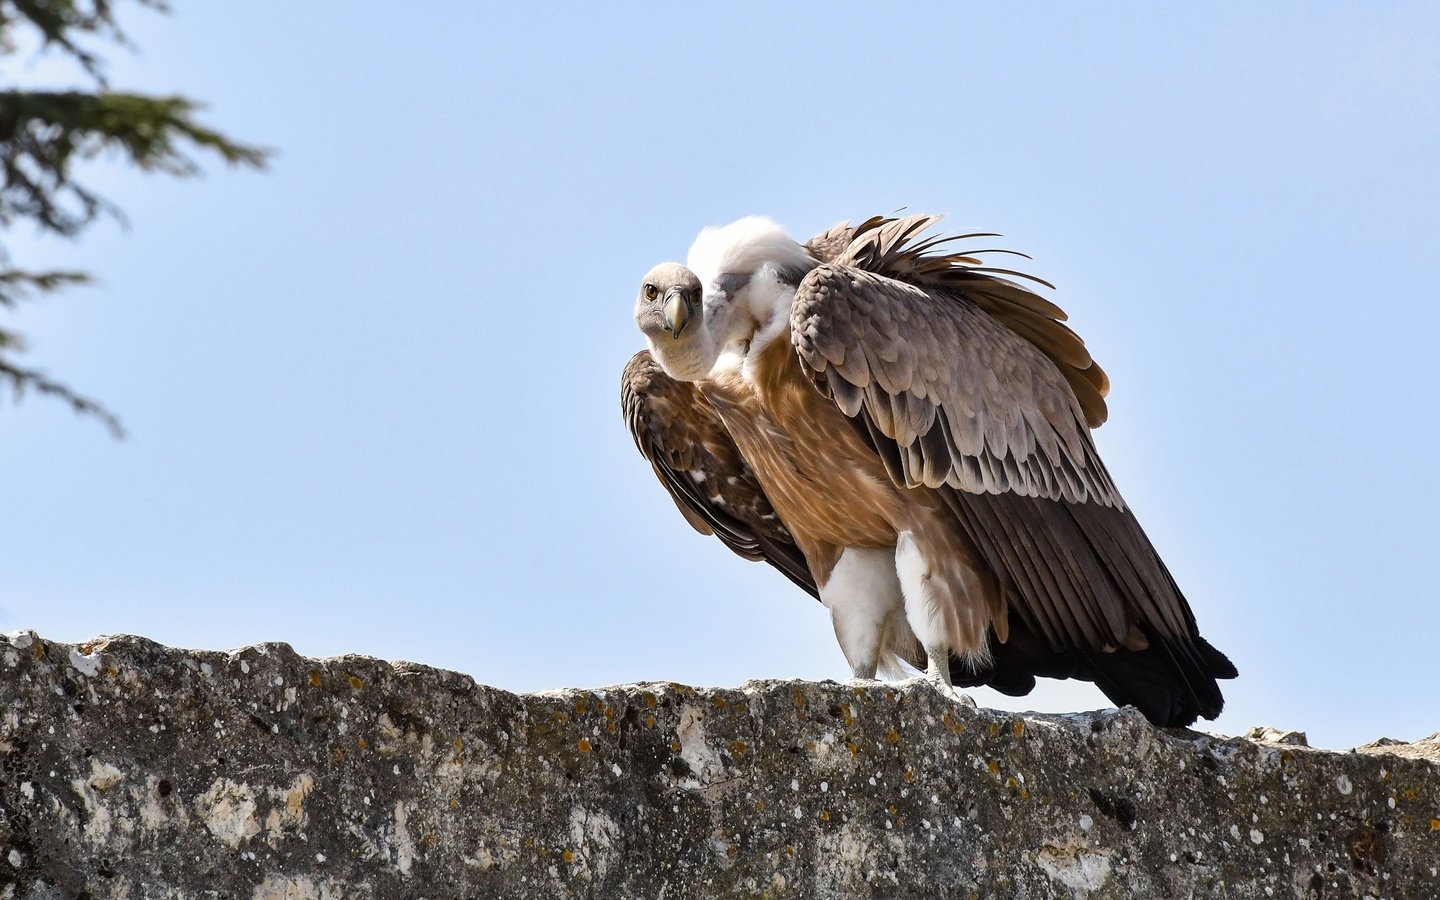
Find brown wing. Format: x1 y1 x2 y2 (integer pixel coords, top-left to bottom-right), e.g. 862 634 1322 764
823 214 1111 428
792 216 1234 724
622 351 818 599
793 219 1120 507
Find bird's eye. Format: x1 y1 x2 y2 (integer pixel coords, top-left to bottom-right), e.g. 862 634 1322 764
644 284 659 301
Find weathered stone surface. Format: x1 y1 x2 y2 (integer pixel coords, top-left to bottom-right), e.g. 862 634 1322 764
1 632 1437 899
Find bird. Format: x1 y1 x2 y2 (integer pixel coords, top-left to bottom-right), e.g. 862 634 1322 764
621 213 1236 727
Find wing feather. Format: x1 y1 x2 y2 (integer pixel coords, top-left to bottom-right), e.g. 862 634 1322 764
622 351 817 598
795 215 1235 724
793 260 1119 505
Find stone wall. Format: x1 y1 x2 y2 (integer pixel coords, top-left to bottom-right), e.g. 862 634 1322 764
0 632 1436 899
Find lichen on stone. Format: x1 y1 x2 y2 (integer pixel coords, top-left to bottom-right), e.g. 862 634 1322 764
1 631 1437 899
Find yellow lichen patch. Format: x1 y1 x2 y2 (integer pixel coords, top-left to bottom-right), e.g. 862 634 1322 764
887 804 897 815
895 817 904 826
573 699 587 715
562 850 574 863
347 675 364 690
332 748 345 764
1005 776 1018 790
450 798 459 809
785 846 795 857
670 740 681 753
819 809 830 822
904 769 915 782
577 739 592 753
885 728 900 744
728 740 748 757
644 693 658 709
794 689 807 709
552 710 571 723
424 832 437 846
1405 788 1418 801
453 738 463 750
756 800 766 811
987 759 1001 776
1431 818 1440 831
805 741 817 753
847 741 860 759
1012 721 1025 739
606 722 617 734
357 737 367 751
713 696 727 708
988 723 1000 738
33 641 45 659
309 671 323 687
644 714 655 728
538 847 550 858
604 705 616 719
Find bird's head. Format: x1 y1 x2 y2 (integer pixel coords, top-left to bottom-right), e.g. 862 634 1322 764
634 262 711 381
635 218 818 382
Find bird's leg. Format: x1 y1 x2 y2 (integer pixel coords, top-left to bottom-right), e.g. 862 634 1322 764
845 660 879 687
895 532 974 705
923 644 974 707
820 547 903 688
834 630 883 688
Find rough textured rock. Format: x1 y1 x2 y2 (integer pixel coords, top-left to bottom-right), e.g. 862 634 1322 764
1 633 1437 899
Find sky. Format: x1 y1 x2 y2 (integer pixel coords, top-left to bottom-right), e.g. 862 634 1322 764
3 2 1438 751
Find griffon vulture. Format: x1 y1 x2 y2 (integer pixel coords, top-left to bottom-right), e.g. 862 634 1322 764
622 214 1235 727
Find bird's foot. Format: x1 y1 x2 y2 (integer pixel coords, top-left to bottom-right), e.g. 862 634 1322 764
845 664 879 689
921 645 974 706
923 667 975 706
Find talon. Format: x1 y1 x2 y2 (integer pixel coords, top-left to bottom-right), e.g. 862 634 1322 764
921 644 972 704
926 672 972 705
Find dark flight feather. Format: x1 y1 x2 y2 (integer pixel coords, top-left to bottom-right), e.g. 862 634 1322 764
622 351 818 599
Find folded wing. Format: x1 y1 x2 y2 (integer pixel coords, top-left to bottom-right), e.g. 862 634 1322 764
622 351 818 598
791 216 1235 725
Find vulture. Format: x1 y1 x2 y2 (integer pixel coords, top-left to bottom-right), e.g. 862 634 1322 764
621 214 1235 727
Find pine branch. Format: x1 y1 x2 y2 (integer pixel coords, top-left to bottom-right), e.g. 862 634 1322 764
0 353 124 437
0 266 93 307
3 0 170 85
0 1 268 436
0 90 270 237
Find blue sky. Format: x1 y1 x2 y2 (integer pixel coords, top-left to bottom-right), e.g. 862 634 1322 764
4 3 1438 749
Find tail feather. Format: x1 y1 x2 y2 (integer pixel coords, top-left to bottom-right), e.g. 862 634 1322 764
953 615 1237 727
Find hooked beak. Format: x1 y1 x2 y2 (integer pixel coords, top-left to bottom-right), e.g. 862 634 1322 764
661 287 690 339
